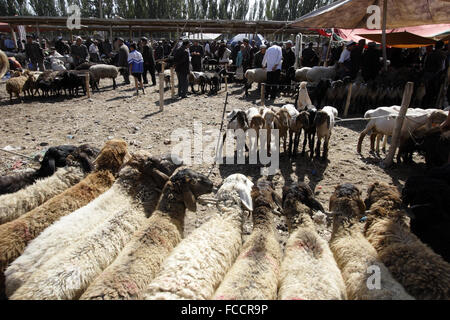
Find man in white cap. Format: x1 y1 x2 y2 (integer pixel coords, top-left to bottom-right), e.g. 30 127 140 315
338 40 356 78
70 36 89 67
282 40 295 71
253 44 267 69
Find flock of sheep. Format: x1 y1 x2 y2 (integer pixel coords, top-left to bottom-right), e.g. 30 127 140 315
0 138 448 300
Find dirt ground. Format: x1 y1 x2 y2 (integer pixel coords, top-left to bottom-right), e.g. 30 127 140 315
0 78 428 245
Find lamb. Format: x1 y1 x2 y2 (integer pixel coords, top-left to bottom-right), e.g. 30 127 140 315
246 107 266 150
328 184 414 300
364 182 450 300
212 180 283 300
6 70 30 101
295 67 311 82
0 145 99 225
79 168 213 300
5 153 181 297
314 106 338 159
278 183 346 300
306 65 337 84
222 109 250 152
244 68 267 96
89 64 125 90
188 71 207 94
143 174 253 300
274 107 291 153
0 139 130 297
259 107 279 153
297 81 312 110
204 71 221 94
295 105 318 158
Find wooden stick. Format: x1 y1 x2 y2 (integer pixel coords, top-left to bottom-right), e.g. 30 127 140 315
85 72 91 99
224 75 228 93
383 82 414 168
0 149 40 162
343 83 353 117
261 83 265 106
170 66 175 99
382 0 388 72
159 62 165 111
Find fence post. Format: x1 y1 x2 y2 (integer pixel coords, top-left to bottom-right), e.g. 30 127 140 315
170 66 175 99
159 62 165 111
85 72 91 99
383 82 414 168
343 83 353 118
261 83 265 106
224 75 228 93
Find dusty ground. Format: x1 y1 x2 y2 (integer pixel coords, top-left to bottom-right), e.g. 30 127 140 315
0 78 428 245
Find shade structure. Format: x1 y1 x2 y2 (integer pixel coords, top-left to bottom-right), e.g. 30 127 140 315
228 34 266 47
357 31 437 48
291 0 450 29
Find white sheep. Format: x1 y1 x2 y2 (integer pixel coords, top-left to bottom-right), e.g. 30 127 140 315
246 107 266 149
297 81 312 110
295 67 311 82
315 106 338 159
213 180 282 300
0 166 85 226
306 65 337 84
279 183 347 300
142 174 253 300
89 64 123 90
9 152 180 300
244 68 267 95
79 169 213 300
50 58 66 71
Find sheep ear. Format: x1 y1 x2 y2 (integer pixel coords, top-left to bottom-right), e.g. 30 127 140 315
239 187 253 211
357 199 366 215
272 191 283 215
150 168 170 188
182 184 197 212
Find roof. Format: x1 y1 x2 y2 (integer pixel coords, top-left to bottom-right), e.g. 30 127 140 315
357 31 437 48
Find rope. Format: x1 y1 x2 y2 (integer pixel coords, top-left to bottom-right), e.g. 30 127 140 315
261 83 300 89
334 114 422 124
0 149 40 162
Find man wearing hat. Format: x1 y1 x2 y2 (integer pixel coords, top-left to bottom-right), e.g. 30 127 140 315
70 36 89 67
282 40 295 71
338 41 356 78
262 41 283 100
25 35 45 71
361 42 381 81
174 40 190 99
117 38 130 85
140 37 156 86
253 44 267 69
301 42 319 67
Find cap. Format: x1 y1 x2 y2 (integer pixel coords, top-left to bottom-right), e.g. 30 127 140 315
118 37 124 42
368 42 376 48
286 40 293 45
141 37 148 42
260 44 267 49
346 41 356 47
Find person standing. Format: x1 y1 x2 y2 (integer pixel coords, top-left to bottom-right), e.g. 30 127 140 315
25 35 45 71
140 37 156 86
262 41 283 100
174 40 190 99
70 36 89 67
128 43 145 96
253 44 267 68
190 40 204 72
361 42 381 81
350 39 366 79
301 42 319 67
89 40 100 62
242 38 252 73
338 41 356 78
282 40 295 71
117 38 130 85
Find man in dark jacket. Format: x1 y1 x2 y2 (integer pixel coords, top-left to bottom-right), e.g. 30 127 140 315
117 38 130 84
361 42 381 81
253 44 266 68
190 40 204 72
301 42 319 67
140 37 156 86
70 36 89 67
25 35 45 71
282 40 295 71
174 40 190 99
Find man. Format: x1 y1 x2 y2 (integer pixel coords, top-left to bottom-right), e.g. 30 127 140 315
361 42 381 81
282 40 295 71
301 42 319 67
141 37 156 86
174 40 190 99
423 40 446 106
70 36 89 67
250 40 258 66
55 36 70 55
338 41 356 78
253 44 266 68
204 41 211 57
350 39 365 79
89 40 100 62
190 40 204 72
262 41 283 100
231 41 241 65
117 38 130 84
25 35 45 71
242 38 252 72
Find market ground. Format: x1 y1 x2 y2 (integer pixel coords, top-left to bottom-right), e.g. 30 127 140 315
0 78 426 245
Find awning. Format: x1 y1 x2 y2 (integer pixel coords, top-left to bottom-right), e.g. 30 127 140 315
357 31 437 48
291 0 450 29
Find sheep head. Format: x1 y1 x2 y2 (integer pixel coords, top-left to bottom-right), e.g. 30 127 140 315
217 174 254 212
329 184 366 218
251 179 282 215
282 183 324 213
66 144 100 173
365 182 402 212
276 109 291 129
94 139 131 174
169 169 213 212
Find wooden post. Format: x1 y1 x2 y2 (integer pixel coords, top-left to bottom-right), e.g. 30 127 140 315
261 83 265 106
170 66 175 99
343 83 353 117
383 82 414 168
129 26 132 42
382 0 388 71
85 72 91 99
36 22 40 39
9 24 18 50
109 25 113 43
324 30 333 67
159 62 165 111
224 75 228 93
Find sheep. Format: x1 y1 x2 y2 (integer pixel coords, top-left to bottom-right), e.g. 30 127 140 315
246 107 266 150
188 71 207 94
5 70 30 101
204 71 221 94
244 68 267 96
293 105 318 158
79 168 213 300
222 109 250 152
363 182 450 300
306 65 337 84
328 184 414 300
5 152 181 297
314 106 338 159
0 139 130 298
0 145 99 225
89 64 125 90
142 174 253 300
0 49 8 79
259 107 280 154
402 172 450 262
297 81 312 110
50 58 66 71
212 180 283 300
274 107 291 154
295 67 311 82
278 183 346 300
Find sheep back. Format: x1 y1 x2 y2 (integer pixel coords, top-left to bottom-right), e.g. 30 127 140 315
89 64 119 81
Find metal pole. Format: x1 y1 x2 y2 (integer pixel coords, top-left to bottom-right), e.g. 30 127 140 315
382 0 388 71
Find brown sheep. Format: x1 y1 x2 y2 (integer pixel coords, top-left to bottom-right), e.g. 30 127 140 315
0 139 130 298
6 70 30 101
364 182 450 300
